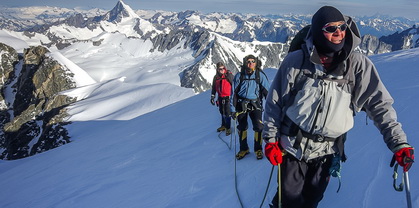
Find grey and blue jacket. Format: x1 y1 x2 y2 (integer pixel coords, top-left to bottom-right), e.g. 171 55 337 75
262 16 408 161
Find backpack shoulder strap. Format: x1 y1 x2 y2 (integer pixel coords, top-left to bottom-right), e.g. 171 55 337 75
256 69 268 83
257 69 269 99
281 51 307 120
233 69 246 108
234 69 245 94
343 58 355 92
255 69 261 85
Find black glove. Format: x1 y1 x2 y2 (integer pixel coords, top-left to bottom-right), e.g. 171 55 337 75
210 95 215 105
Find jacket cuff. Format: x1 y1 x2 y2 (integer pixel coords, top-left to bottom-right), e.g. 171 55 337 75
391 143 412 153
263 137 278 143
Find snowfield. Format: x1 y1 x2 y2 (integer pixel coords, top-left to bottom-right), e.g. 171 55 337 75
0 46 418 207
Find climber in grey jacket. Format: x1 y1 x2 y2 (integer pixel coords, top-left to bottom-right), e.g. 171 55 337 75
262 6 414 208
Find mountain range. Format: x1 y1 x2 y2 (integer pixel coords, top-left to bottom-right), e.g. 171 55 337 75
2 1 419 91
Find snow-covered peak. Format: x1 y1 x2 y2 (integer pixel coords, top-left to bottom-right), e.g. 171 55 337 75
92 0 161 38
104 0 139 22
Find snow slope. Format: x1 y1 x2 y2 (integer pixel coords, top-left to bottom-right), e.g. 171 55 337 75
0 48 418 208
0 30 28 53
54 31 197 121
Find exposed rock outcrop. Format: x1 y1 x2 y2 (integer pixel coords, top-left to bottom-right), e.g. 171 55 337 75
0 44 76 160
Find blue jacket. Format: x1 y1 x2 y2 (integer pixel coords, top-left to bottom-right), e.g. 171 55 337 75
231 69 270 113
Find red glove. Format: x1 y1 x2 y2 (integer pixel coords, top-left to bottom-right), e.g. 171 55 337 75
265 142 282 166
394 147 414 172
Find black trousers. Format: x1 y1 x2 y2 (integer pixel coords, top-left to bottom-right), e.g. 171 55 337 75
271 154 333 208
236 108 263 151
218 97 231 116
218 97 231 129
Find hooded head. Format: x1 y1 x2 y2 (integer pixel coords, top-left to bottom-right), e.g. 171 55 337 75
243 54 258 73
216 62 224 69
311 6 346 55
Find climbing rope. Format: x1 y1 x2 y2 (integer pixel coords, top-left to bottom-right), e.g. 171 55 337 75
259 165 275 208
217 131 232 150
231 115 276 208
233 119 244 208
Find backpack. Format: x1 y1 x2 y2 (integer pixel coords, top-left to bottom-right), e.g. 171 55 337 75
288 25 311 53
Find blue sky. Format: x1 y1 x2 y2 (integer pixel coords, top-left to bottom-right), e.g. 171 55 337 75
1 0 418 20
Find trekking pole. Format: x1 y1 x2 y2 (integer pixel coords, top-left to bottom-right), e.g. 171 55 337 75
403 171 412 208
229 122 233 149
278 164 282 208
392 164 413 208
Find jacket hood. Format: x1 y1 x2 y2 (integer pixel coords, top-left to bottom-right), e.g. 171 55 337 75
305 15 361 65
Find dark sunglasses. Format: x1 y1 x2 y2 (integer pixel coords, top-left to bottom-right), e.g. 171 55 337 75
247 60 256 64
218 67 225 70
322 23 348 33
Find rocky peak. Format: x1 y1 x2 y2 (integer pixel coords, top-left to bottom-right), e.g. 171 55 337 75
0 43 18 109
104 0 139 22
380 26 419 50
360 34 392 55
0 45 77 160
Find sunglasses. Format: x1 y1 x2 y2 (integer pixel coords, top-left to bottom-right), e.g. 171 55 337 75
247 60 256 64
218 67 225 70
322 23 348 33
